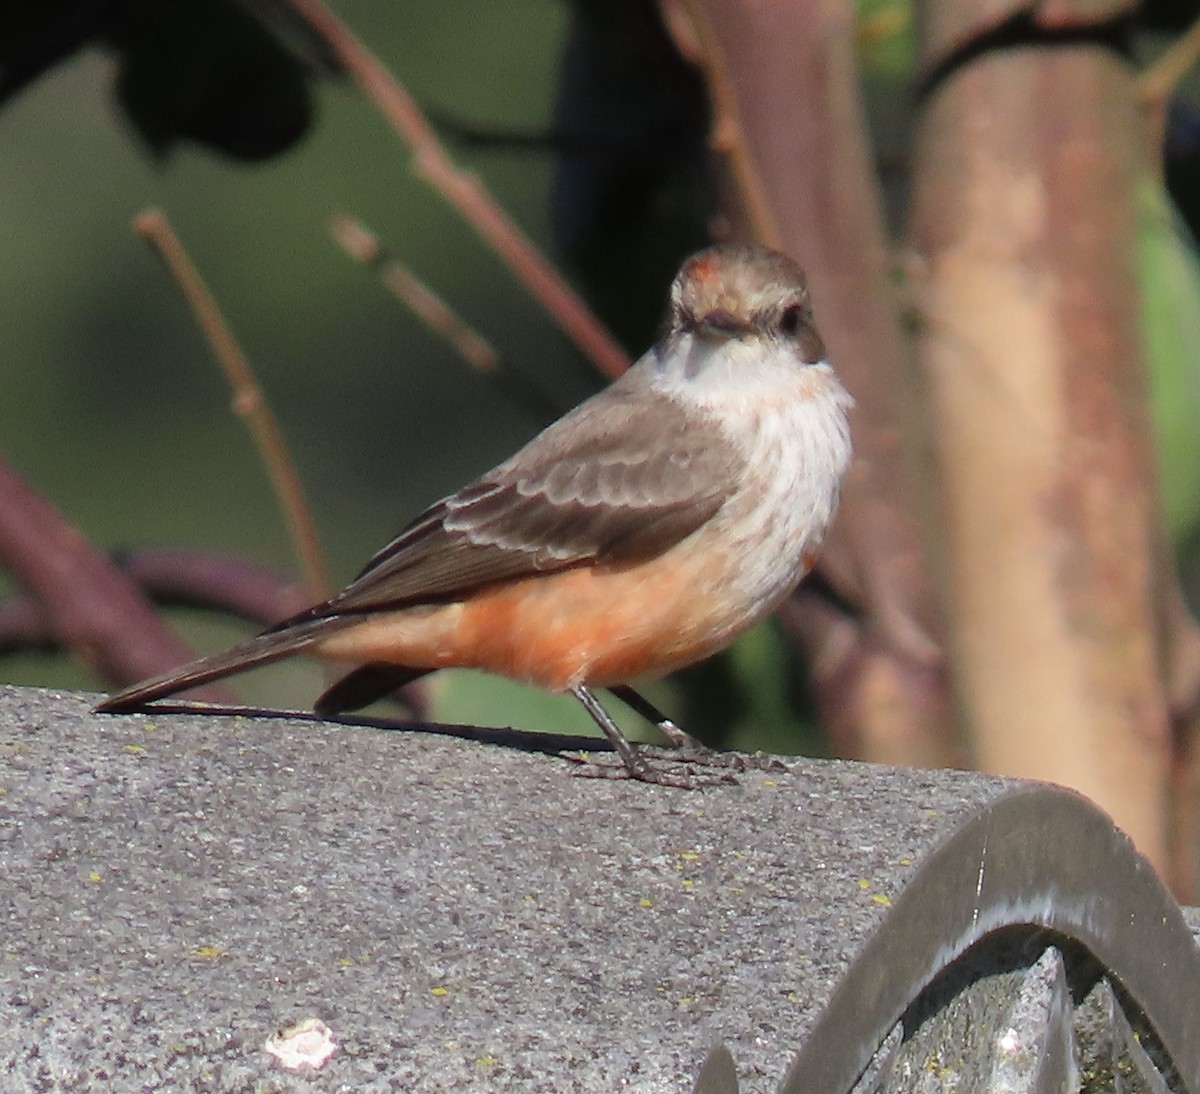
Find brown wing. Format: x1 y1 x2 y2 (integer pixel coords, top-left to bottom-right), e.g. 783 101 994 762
314 369 743 617
95 365 743 714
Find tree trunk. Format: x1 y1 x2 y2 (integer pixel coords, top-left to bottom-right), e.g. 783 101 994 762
907 21 1173 870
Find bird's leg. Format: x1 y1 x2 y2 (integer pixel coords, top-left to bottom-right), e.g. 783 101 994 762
607 684 704 752
569 685 730 788
570 684 655 779
607 685 793 778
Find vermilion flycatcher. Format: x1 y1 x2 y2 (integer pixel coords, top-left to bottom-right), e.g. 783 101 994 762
98 244 853 786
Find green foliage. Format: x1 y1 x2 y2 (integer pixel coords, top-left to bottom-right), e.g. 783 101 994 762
721 622 824 758
854 0 914 80
1137 177 1200 546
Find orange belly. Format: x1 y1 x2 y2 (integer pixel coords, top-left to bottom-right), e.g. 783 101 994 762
312 543 770 692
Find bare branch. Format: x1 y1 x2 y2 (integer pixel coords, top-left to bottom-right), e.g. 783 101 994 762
0 549 306 653
1137 14 1200 152
133 209 331 601
0 596 55 656
0 462 229 697
0 544 429 717
285 0 632 381
908 25 1172 876
685 0 956 767
330 214 560 422
117 548 311 623
668 1 782 247
1137 15 1200 108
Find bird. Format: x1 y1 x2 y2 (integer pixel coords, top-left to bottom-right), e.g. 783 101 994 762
97 243 854 787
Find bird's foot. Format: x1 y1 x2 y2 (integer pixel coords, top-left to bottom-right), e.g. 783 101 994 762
613 709 789 773
563 749 738 789
647 746 795 774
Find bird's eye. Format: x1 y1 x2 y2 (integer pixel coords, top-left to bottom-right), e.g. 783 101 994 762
779 304 804 336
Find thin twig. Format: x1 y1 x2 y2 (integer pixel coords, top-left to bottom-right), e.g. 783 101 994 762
665 0 782 248
115 547 312 623
0 545 428 718
0 460 231 697
1137 16 1200 154
283 0 631 381
333 214 498 373
330 213 561 423
0 550 303 650
0 595 55 655
133 209 331 601
1138 16 1200 108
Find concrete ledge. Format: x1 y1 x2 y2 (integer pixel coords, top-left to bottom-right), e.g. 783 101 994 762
1 686 1196 1092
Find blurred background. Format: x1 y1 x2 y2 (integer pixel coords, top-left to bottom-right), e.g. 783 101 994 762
6 0 1200 887
0 0 756 743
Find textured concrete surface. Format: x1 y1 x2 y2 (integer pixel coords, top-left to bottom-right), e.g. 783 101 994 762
0 685 1194 1093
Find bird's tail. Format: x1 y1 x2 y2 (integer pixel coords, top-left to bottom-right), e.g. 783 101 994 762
94 616 340 713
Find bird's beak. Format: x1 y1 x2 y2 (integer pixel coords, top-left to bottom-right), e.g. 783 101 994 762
695 309 744 339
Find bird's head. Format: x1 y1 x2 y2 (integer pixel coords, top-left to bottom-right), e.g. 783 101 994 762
666 244 826 365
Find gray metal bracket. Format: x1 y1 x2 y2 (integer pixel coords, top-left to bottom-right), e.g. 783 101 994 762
784 783 1200 1092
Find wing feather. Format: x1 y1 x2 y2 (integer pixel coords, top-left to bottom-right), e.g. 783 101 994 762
314 370 743 617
